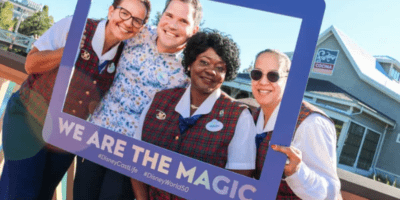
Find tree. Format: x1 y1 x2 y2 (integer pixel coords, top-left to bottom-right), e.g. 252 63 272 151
0 2 14 30
11 17 18 30
18 5 54 36
242 61 253 73
151 11 162 27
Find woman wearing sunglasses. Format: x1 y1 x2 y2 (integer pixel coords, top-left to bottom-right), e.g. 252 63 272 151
131 29 256 200
0 0 150 199
251 49 341 199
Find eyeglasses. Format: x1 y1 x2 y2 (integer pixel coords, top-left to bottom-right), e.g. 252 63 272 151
250 69 286 82
115 6 144 28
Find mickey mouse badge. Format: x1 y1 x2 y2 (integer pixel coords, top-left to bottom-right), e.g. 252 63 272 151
156 110 166 120
81 49 90 60
219 110 224 117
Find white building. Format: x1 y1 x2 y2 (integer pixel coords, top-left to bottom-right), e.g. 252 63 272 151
1 0 43 20
223 26 400 182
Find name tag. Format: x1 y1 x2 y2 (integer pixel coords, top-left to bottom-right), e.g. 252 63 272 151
206 119 223 132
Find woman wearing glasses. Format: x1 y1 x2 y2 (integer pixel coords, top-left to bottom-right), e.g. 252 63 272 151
0 0 150 199
131 29 256 200
251 49 341 199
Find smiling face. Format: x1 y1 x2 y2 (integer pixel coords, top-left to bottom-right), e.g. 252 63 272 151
157 0 199 53
190 48 226 95
106 0 147 41
251 52 287 110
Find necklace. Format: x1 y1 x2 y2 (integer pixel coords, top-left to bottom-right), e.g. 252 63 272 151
190 104 199 109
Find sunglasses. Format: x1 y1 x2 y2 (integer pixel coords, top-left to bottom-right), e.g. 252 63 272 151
250 69 286 82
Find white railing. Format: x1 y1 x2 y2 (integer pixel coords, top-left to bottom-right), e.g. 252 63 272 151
0 29 35 52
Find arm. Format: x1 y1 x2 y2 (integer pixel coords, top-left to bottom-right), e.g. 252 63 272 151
25 47 64 74
274 114 341 200
26 17 72 74
229 169 253 177
130 101 153 199
130 178 149 200
226 109 256 177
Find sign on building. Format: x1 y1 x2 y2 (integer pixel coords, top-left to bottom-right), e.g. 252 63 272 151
312 48 340 75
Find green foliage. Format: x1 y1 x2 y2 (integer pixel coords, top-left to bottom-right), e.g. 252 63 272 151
368 173 376 180
18 5 54 36
242 61 253 73
369 172 400 189
0 2 14 30
8 47 27 57
0 44 8 51
151 11 162 27
386 175 391 185
12 17 18 30
372 173 387 184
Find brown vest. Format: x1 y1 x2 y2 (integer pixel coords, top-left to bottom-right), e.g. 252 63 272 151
254 101 333 199
142 88 248 200
19 19 123 124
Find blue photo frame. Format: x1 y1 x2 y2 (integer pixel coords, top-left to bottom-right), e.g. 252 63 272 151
43 0 325 199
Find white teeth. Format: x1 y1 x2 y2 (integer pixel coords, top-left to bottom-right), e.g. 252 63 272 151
259 90 270 94
119 25 129 33
165 31 175 37
202 77 212 83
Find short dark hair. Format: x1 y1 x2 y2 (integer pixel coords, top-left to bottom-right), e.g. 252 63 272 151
182 29 240 82
113 0 151 24
162 0 203 27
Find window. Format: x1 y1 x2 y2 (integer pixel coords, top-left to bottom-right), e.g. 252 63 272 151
332 118 344 148
389 67 400 81
338 122 380 171
339 123 364 166
356 130 380 170
332 118 344 141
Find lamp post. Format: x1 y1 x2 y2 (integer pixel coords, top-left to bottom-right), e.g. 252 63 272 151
14 9 26 33
8 8 26 51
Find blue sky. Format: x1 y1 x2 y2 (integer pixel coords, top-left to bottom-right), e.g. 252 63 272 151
30 0 400 71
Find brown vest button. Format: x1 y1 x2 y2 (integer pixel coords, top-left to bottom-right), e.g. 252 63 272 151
79 100 83 104
86 91 90 95
93 80 97 84
175 136 179 140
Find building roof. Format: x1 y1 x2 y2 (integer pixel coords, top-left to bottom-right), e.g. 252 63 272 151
4 0 42 12
317 26 400 103
236 73 250 79
306 78 395 123
375 55 400 65
375 61 389 77
306 78 353 101
234 25 400 103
